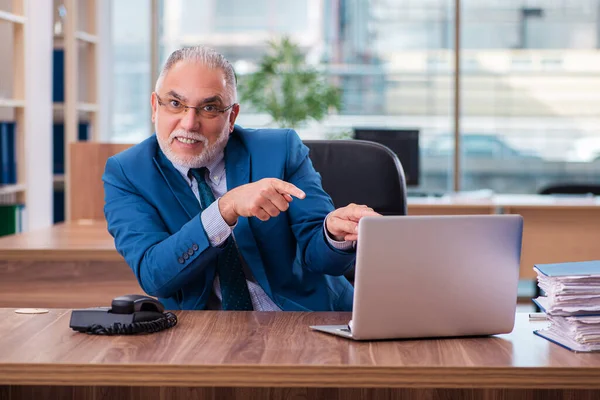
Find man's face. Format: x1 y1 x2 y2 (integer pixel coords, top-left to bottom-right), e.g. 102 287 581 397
151 61 239 168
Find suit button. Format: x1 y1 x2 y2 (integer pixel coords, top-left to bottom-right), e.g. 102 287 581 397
188 248 194 255
178 257 184 264
183 253 190 260
192 243 199 251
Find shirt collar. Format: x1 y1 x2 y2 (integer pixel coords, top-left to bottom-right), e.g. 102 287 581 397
171 151 225 186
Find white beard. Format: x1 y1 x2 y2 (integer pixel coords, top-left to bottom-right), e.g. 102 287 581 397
157 128 230 168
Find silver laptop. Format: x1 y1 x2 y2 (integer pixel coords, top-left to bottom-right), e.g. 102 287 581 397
311 215 523 340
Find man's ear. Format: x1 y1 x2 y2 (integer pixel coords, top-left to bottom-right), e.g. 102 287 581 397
228 103 240 132
151 92 157 123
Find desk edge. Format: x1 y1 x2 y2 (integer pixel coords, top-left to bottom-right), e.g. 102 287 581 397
1 364 600 389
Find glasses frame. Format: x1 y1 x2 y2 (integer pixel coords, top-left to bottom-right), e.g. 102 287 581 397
155 93 236 118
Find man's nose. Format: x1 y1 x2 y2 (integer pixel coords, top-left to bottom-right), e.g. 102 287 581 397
180 108 200 130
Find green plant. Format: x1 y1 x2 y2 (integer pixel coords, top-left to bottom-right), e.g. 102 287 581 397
238 37 341 129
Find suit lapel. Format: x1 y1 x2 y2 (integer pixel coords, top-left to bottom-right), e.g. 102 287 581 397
224 133 250 190
225 133 274 301
153 149 201 220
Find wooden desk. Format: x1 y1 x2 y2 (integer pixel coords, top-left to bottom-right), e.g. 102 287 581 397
0 220 141 308
0 311 599 400
1 194 599 307
409 194 600 279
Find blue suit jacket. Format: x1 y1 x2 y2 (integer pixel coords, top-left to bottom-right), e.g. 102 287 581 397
103 126 355 311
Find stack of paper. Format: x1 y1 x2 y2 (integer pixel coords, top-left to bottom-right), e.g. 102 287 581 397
533 260 600 352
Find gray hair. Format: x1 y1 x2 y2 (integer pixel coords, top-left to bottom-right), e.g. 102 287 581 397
154 46 237 101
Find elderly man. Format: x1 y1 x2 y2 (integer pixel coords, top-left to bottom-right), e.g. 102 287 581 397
103 46 379 311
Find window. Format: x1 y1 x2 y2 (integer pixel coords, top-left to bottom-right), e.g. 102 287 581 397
461 0 600 193
109 0 600 194
111 0 151 143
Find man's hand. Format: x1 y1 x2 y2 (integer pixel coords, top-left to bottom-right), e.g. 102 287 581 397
219 178 306 225
326 204 381 242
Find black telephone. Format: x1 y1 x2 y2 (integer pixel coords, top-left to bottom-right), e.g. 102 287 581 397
69 294 177 335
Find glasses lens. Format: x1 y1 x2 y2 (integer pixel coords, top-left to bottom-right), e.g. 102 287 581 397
166 102 185 114
202 110 220 118
199 104 224 118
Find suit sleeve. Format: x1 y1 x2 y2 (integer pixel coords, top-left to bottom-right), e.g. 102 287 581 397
284 130 356 276
103 156 225 298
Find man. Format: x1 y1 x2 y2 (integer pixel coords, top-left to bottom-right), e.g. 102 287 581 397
103 46 379 311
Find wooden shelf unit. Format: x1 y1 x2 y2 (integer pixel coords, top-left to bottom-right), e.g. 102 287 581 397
1 1 107 231
0 0 26 205
55 0 101 221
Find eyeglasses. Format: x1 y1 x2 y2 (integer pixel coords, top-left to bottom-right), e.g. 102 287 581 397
155 94 236 119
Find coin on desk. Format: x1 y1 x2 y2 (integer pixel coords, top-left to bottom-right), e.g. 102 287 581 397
14 308 49 314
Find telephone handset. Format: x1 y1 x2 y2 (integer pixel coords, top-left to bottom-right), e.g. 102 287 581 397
69 294 177 335
111 294 165 316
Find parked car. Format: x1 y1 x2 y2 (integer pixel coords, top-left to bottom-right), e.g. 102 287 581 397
423 134 541 160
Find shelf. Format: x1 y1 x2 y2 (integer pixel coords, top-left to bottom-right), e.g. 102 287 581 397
74 31 98 44
0 10 26 24
0 184 26 195
0 98 25 108
53 103 98 112
55 32 99 43
77 103 98 112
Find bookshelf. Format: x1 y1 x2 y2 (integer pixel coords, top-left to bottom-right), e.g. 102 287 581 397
0 0 25 201
0 0 53 233
53 0 105 222
0 1 109 232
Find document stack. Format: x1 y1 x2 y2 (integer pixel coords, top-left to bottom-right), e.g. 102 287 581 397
533 260 600 352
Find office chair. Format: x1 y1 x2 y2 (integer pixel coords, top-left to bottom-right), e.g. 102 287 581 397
303 140 408 216
538 183 600 196
303 139 408 283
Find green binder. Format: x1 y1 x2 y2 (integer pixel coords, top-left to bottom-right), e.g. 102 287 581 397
0 204 24 237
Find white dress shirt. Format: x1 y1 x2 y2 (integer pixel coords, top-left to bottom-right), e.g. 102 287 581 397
172 151 353 311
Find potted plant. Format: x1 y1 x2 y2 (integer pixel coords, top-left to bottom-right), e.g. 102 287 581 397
238 36 341 129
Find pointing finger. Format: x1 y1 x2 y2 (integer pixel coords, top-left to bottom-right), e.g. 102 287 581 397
260 188 290 212
271 179 306 200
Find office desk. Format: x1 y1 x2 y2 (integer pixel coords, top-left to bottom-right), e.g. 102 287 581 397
409 194 600 279
0 220 141 308
1 195 599 307
0 311 599 400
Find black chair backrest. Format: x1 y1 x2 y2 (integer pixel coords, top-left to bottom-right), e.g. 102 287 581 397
303 140 407 215
539 183 600 196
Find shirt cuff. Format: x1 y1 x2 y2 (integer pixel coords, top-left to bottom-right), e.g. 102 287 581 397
200 197 234 247
323 212 355 251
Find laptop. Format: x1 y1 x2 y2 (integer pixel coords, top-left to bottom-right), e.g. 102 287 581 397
310 215 523 340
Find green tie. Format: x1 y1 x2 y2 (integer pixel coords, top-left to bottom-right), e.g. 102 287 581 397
190 168 253 311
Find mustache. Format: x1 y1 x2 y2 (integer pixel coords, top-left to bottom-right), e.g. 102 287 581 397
169 130 208 144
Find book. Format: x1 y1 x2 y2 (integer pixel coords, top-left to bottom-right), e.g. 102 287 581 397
534 315 600 352
53 49 65 102
534 260 600 352
535 260 600 277
0 204 25 237
53 189 65 223
0 122 17 185
53 122 89 174
533 261 600 316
